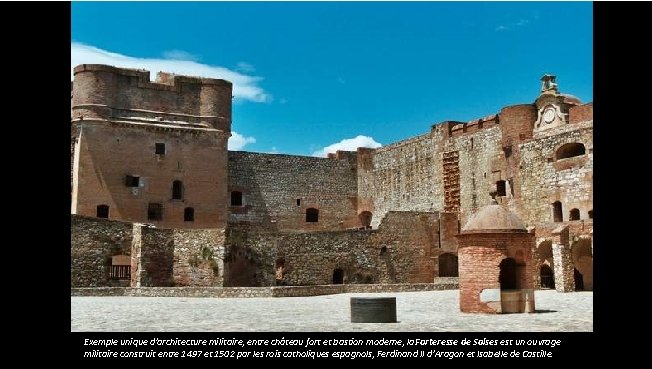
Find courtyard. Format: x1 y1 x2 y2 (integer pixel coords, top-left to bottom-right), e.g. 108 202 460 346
71 289 592 332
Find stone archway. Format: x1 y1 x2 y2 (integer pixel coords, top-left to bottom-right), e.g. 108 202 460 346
536 240 554 289
571 238 593 291
332 268 344 284
540 264 555 289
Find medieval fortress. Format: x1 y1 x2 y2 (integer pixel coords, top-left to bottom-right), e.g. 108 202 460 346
71 64 593 301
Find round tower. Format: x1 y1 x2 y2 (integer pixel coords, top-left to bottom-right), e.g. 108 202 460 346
200 79 232 132
71 64 119 120
457 202 535 313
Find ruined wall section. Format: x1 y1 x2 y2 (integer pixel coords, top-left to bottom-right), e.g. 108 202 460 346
224 212 440 286
227 151 360 232
71 215 133 287
172 228 225 286
72 215 226 287
519 121 593 228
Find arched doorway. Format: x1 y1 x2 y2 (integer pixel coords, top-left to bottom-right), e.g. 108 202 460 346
537 240 554 289
571 238 593 291
574 268 584 291
438 253 458 277
332 268 344 284
499 258 517 290
540 264 555 289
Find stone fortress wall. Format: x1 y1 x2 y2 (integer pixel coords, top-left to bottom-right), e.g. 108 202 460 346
71 66 592 292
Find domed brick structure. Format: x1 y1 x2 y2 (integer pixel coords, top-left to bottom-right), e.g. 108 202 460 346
457 202 536 313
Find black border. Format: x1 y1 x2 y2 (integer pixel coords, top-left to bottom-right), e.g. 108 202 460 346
5 0 624 361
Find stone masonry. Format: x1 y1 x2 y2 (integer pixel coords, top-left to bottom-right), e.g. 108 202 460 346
71 66 592 291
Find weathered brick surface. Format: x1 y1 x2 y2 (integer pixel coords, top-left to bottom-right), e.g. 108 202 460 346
458 232 535 313
569 103 593 124
132 225 175 287
72 64 231 129
72 215 226 287
225 212 444 287
519 122 593 227
71 215 133 287
173 228 225 287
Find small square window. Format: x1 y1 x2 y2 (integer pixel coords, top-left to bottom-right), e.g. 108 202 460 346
155 143 166 155
125 175 140 187
184 207 194 222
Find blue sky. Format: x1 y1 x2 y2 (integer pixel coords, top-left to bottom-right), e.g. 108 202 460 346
72 2 592 156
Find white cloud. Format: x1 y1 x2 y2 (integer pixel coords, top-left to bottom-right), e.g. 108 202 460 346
236 62 256 73
516 19 530 27
495 25 508 32
279 98 288 104
312 135 382 157
71 42 270 102
229 132 256 151
162 49 200 61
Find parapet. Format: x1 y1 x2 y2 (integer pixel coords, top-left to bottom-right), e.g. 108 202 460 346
71 64 232 131
432 116 499 140
569 102 593 124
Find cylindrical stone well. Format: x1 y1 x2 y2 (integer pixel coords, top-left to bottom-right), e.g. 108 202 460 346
350 297 397 323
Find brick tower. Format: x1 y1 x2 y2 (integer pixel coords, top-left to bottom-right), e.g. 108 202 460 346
71 64 232 229
457 202 536 313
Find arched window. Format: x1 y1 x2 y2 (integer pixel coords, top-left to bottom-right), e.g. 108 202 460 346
588 210 593 219
96 204 109 218
231 191 243 206
184 207 194 222
569 208 580 221
306 208 319 222
556 143 586 160
552 201 563 222
172 180 183 200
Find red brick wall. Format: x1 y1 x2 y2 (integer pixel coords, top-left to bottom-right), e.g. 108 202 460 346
72 123 229 229
458 232 534 313
569 103 593 124
500 104 537 143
